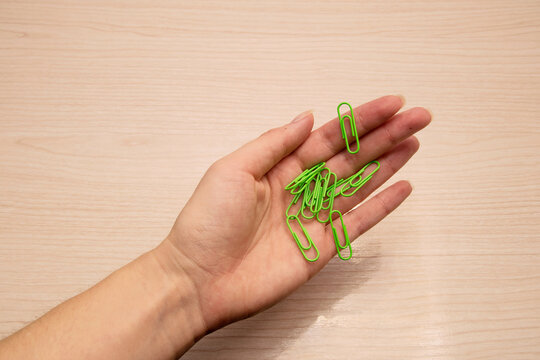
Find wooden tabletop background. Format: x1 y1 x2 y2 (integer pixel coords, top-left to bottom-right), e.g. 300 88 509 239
1 1 539 359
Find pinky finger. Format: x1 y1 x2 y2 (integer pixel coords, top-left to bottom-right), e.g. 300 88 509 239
327 180 413 242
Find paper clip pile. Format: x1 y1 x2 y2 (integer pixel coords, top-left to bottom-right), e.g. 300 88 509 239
284 102 381 262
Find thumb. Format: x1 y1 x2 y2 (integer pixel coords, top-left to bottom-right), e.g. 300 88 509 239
227 110 314 179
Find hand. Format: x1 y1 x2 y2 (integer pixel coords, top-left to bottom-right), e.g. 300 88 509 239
156 95 431 333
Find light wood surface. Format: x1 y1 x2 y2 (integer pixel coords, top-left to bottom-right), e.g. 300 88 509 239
1 1 539 359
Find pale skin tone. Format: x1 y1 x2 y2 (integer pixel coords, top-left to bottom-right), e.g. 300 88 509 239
0 95 431 359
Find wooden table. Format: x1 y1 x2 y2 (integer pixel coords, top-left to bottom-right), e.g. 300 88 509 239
1 1 539 358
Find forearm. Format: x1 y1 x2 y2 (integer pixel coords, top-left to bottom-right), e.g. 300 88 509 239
0 242 207 360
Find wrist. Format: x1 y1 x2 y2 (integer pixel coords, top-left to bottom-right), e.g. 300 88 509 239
145 240 209 355
154 235 243 333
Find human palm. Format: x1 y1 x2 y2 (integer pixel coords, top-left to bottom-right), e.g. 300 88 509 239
163 95 431 332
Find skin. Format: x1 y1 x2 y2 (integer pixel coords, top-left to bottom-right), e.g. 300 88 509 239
0 95 431 359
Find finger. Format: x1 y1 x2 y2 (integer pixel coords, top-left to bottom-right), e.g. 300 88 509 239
291 95 404 167
326 107 431 179
327 180 412 244
226 110 314 179
330 136 419 215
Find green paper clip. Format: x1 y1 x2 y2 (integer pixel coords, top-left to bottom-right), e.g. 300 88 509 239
310 168 331 214
340 160 381 197
349 160 380 187
286 193 302 217
338 102 360 154
309 173 322 213
316 171 337 223
329 210 352 260
326 176 348 197
301 196 316 219
285 162 325 193
299 178 317 219
286 214 320 262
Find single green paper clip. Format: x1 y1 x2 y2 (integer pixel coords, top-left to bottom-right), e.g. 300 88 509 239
286 193 302 217
338 102 360 154
286 214 320 262
329 209 352 260
340 160 381 197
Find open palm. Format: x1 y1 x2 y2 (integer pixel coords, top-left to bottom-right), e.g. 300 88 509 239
163 95 431 332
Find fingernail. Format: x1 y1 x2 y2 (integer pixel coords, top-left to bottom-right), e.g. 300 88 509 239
291 110 313 123
396 94 406 106
425 107 434 120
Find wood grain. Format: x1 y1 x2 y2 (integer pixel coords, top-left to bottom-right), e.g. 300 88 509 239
1 0 539 358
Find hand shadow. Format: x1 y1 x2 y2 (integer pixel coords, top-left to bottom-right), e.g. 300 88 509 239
181 238 381 360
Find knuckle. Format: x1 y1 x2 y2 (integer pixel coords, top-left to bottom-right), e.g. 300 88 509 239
342 152 357 169
354 111 368 133
382 125 398 145
387 157 399 174
375 194 392 215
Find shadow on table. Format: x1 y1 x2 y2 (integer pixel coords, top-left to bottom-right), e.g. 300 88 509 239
181 239 381 360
